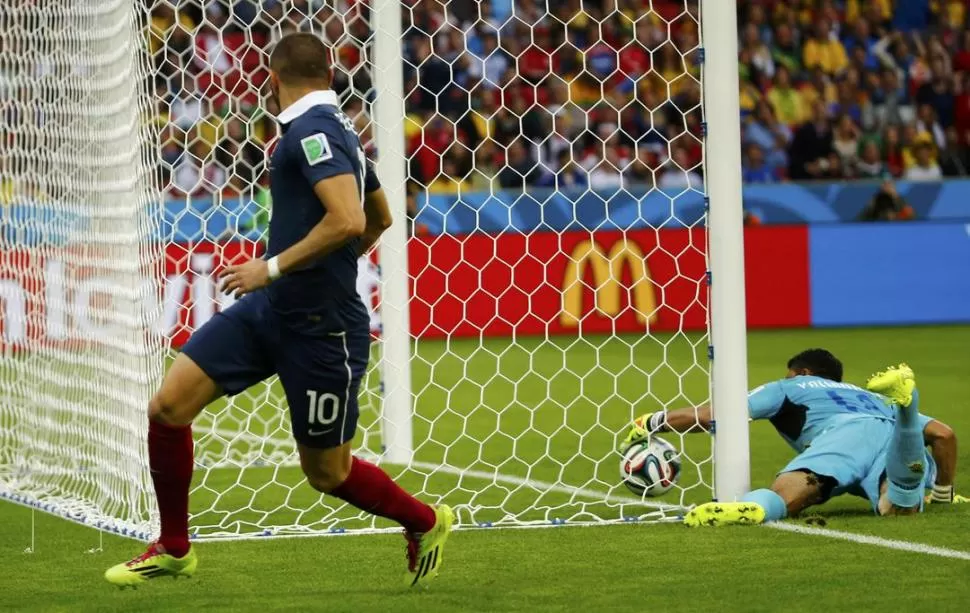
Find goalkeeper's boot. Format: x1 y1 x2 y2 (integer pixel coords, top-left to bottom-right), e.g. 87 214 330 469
405 504 454 588
620 413 654 449
683 502 766 527
104 542 197 588
866 363 916 407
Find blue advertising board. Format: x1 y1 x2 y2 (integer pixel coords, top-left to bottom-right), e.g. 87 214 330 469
809 222 970 326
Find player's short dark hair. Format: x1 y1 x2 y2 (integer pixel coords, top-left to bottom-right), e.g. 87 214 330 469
787 349 843 382
269 32 330 85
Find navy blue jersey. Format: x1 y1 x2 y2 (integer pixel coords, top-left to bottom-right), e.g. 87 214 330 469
267 90 380 332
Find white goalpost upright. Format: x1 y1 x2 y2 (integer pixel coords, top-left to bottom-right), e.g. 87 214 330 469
371 0 414 466
700 0 751 502
0 0 751 540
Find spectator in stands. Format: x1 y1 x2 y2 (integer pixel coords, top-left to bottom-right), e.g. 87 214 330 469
904 138 943 181
939 126 969 176
427 155 473 194
871 67 913 127
149 2 195 71
789 100 835 180
803 19 849 76
771 22 801 75
832 114 861 176
857 180 915 221
468 33 510 89
882 124 905 176
587 142 626 192
742 143 777 184
498 139 540 189
916 56 955 127
915 104 946 149
170 130 224 197
744 102 791 174
800 67 838 114
841 17 879 71
856 140 888 178
742 23 774 82
214 117 262 187
767 66 806 126
953 30 970 73
657 147 702 192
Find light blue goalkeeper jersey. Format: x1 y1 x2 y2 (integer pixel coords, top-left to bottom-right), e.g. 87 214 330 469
747 375 934 453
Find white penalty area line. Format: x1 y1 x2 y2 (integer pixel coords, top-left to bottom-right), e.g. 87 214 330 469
765 521 970 562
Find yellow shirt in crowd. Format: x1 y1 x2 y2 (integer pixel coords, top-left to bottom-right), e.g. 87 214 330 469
802 38 849 75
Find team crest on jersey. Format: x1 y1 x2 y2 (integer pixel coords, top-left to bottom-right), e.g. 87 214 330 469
301 133 333 165
908 461 924 474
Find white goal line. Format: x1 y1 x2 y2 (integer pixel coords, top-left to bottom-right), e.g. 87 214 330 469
765 521 970 562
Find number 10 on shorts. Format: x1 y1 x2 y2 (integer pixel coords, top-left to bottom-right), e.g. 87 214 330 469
306 390 340 427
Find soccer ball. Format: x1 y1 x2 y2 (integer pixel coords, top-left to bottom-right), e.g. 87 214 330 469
619 436 681 497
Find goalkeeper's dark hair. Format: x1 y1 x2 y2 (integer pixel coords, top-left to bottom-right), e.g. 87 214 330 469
787 349 843 382
269 32 331 86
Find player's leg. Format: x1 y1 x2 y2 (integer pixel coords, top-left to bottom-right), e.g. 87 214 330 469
105 294 275 587
280 330 452 587
684 470 829 527
867 364 925 514
147 354 221 551
686 421 871 527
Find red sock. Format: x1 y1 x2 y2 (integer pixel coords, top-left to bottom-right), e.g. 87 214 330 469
331 457 436 534
148 420 194 557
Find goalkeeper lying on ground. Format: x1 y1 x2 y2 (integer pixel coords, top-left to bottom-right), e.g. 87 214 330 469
622 349 966 526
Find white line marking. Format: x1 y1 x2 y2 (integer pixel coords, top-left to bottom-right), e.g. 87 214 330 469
766 522 970 561
399 458 680 511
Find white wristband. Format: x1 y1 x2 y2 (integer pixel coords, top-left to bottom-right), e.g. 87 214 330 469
266 256 282 281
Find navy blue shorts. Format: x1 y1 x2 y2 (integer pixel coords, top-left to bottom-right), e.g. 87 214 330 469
181 291 370 449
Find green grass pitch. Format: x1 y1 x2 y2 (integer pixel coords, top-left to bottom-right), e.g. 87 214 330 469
2 325 970 612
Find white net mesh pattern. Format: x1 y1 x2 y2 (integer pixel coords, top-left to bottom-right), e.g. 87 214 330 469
0 0 713 539
0 1 162 538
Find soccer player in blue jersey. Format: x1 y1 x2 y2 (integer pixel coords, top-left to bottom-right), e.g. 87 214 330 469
105 33 452 587
622 349 965 526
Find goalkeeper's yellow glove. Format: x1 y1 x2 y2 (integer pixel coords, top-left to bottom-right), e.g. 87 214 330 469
620 412 667 449
925 484 970 504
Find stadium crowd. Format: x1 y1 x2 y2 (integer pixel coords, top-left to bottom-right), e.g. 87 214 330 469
145 0 970 200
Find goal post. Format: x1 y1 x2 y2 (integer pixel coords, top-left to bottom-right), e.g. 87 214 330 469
0 0 752 540
371 0 414 465
701 0 751 502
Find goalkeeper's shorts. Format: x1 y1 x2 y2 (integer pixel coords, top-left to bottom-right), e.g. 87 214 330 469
181 290 370 449
780 418 934 513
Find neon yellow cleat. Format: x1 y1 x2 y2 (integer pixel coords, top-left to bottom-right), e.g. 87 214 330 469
866 363 916 407
620 413 654 449
405 504 455 588
104 543 197 588
683 502 766 527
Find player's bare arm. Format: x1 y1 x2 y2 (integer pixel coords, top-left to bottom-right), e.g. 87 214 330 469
923 419 965 502
358 186 393 256
219 173 365 297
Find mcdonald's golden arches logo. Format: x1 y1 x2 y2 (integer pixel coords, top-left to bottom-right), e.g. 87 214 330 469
560 239 658 328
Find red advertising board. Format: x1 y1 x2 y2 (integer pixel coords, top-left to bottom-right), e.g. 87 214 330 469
0 227 809 348
409 226 810 337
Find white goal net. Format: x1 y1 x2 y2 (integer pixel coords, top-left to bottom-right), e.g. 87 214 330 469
0 0 748 540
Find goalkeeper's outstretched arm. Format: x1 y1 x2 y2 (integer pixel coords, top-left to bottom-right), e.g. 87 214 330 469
664 405 713 433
